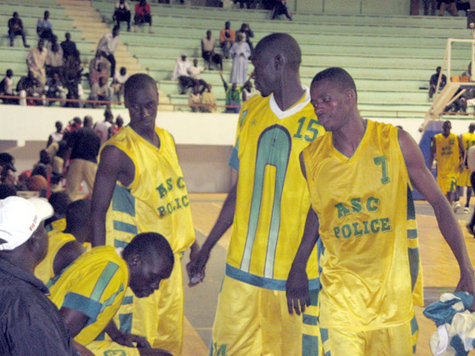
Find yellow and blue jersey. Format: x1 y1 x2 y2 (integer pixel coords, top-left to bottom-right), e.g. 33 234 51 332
103 125 195 254
227 88 325 290
303 120 423 331
48 246 129 346
434 132 460 175
35 230 75 285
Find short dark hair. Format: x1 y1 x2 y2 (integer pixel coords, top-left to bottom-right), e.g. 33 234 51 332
255 33 301 72
124 73 157 99
65 199 91 230
311 67 357 99
48 191 71 216
123 232 174 267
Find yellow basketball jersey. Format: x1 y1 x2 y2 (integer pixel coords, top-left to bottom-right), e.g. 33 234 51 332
45 217 66 233
226 88 325 290
35 231 75 285
434 132 460 175
303 120 423 331
461 132 475 152
103 126 195 254
49 246 129 346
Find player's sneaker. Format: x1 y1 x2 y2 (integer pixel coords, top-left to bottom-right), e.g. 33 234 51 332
453 202 461 213
464 207 470 214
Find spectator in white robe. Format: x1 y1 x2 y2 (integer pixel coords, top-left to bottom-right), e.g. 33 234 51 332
229 33 251 85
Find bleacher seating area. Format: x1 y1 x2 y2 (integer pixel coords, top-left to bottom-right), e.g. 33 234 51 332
0 0 473 118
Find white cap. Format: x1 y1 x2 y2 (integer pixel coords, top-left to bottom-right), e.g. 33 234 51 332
0 196 54 251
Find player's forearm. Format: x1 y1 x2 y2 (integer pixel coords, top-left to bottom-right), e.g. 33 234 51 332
291 208 319 270
90 208 107 247
201 184 236 253
433 194 474 274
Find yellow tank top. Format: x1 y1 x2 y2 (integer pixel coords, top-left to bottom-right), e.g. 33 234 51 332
35 231 75 285
461 132 475 166
103 126 195 253
226 89 325 290
45 218 66 233
49 246 128 346
434 132 460 174
303 120 423 330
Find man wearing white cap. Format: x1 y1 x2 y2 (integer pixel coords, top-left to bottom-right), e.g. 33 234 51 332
0 196 79 355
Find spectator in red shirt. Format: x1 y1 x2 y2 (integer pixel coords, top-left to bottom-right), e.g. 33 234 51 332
134 0 153 34
219 21 235 59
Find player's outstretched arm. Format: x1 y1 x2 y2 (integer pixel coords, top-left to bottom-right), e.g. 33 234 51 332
399 129 475 297
90 145 134 247
186 182 237 286
286 207 319 315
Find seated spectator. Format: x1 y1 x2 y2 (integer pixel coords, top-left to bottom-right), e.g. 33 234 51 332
134 0 153 33
242 80 256 102
65 117 82 134
114 0 131 31
17 71 44 106
48 233 173 355
201 30 223 71
45 72 66 106
0 69 17 104
172 53 193 94
456 0 471 14
0 153 16 185
0 196 81 356
111 66 128 102
27 39 48 85
8 12 29 48
45 41 64 80
97 26 120 78
89 52 111 85
220 70 241 113
220 21 235 59
189 84 201 112
438 0 458 15
424 0 437 15
63 50 83 107
94 109 114 145
271 0 293 20
47 121 64 147
429 66 447 101
37 10 55 42
188 58 207 92
60 32 77 59
112 116 124 135
90 76 111 107
200 83 217 113
230 32 251 85
237 23 254 55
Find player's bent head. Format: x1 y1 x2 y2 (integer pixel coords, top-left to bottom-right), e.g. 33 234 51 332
123 232 174 298
65 199 91 230
311 67 358 101
254 33 301 72
124 73 158 107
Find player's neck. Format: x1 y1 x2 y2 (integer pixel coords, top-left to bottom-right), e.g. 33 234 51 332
332 115 366 158
272 78 303 112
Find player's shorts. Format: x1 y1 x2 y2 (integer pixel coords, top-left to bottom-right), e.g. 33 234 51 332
210 275 322 356
321 316 418 356
437 172 458 194
87 340 140 356
458 168 471 187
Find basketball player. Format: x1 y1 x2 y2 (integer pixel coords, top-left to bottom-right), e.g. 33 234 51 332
90 73 197 355
429 120 463 208
188 33 324 355
288 67 475 355
458 123 475 213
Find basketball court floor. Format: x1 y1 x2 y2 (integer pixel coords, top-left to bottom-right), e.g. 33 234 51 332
181 193 475 356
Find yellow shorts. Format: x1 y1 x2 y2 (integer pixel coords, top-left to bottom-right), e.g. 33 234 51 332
87 340 140 356
458 168 471 187
210 275 322 356
111 253 184 355
321 316 418 356
437 172 458 194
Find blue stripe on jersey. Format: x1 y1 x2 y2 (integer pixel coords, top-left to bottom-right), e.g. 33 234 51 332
122 296 133 305
407 229 418 239
303 314 318 326
62 292 102 319
119 313 132 334
408 248 420 292
113 220 138 235
320 328 329 343
406 186 416 220
114 239 129 249
229 144 239 171
302 334 319 356
112 184 136 217
90 262 119 301
226 264 320 291
410 315 419 335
